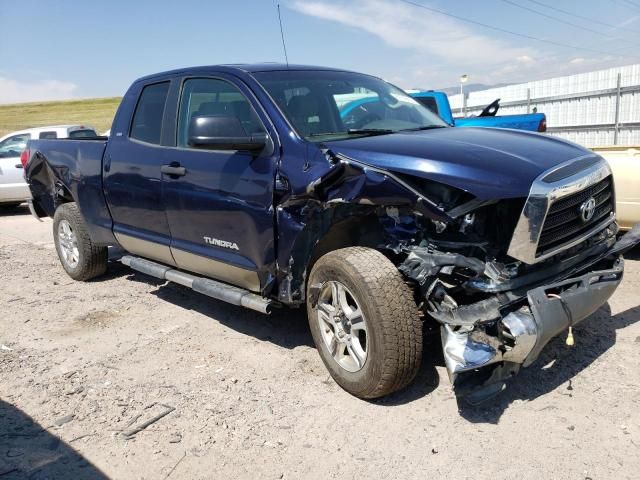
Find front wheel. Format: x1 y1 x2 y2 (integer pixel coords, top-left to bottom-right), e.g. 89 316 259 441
307 247 423 399
53 203 108 281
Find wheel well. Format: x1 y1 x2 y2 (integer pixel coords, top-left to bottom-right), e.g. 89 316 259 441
48 184 75 217
307 213 388 277
54 183 74 203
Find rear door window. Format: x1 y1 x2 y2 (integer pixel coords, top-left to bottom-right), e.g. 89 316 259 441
69 129 98 138
130 82 170 145
415 96 439 115
38 131 57 139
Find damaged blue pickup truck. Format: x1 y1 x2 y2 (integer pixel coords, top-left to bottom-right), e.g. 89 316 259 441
25 64 639 403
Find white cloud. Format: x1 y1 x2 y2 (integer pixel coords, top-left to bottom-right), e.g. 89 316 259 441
290 0 534 66
516 55 534 64
289 0 631 89
0 77 77 104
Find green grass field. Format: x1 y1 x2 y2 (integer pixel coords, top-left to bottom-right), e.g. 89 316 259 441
0 97 122 137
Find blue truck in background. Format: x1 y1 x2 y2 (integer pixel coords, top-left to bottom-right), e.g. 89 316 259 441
340 90 547 132
24 64 638 403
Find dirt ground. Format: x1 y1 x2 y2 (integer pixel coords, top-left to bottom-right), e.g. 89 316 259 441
0 205 638 480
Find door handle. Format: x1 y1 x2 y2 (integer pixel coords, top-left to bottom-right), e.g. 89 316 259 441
161 164 186 176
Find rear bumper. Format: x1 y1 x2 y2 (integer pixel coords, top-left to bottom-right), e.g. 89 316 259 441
442 225 639 402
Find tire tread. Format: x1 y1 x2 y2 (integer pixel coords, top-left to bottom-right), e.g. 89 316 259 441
309 247 422 398
53 203 107 281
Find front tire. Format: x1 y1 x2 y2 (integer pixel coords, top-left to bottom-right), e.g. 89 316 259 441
53 203 107 281
307 247 422 399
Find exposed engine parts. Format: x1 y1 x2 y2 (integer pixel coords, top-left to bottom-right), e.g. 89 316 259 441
396 231 634 403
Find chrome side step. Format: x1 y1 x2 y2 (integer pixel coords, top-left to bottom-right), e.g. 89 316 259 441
120 255 273 314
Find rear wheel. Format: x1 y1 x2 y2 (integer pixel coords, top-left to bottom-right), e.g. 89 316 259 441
307 247 423 399
53 203 107 281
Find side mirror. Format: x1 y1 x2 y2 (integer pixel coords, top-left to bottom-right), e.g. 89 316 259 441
188 115 267 151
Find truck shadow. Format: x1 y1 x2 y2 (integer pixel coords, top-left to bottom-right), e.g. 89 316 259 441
142 272 441 402
457 302 640 424
139 275 316 350
623 244 640 260
0 400 108 479
0 203 30 217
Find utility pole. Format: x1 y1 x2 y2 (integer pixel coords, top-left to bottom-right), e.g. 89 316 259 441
460 74 469 117
613 72 621 145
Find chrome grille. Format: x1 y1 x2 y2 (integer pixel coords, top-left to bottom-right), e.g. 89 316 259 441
536 176 614 255
507 155 615 264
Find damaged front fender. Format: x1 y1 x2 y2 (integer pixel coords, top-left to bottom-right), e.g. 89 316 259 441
274 151 458 304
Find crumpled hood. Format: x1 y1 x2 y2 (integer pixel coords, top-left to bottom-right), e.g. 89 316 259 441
324 127 595 200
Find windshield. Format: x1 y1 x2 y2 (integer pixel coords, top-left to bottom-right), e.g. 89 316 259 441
253 70 448 141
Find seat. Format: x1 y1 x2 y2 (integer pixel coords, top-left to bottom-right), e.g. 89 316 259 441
195 101 226 116
287 94 327 136
229 100 262 134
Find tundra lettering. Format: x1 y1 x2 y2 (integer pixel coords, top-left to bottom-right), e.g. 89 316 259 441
204 236 240 250
24 64 640 403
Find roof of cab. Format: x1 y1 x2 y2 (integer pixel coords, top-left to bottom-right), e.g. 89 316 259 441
133 63 357 83
0 125 95 140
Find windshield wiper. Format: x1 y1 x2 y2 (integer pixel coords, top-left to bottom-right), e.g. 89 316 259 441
307 132 346 137
347 128 394 135
401 125 448 132
308 128 395 138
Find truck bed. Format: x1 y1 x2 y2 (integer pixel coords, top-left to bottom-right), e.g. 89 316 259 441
26 138 116 244
455 112 546 132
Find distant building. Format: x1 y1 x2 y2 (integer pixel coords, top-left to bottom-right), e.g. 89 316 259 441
449 64 640 146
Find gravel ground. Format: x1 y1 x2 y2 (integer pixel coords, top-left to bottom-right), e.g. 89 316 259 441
1 205 639 479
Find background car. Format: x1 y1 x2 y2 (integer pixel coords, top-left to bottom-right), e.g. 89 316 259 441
0 125 97 207
592 146 640 231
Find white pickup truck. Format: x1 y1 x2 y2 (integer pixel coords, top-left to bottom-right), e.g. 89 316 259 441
0 125 97 206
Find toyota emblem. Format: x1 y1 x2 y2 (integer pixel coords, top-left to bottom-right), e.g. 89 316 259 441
579 197 596 223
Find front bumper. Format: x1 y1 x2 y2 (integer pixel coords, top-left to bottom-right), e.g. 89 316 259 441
441 225 639 403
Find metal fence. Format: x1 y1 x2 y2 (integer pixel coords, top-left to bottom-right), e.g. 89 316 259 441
448 64 640 147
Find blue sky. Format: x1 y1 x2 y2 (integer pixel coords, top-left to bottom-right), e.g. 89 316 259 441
1 0 639 103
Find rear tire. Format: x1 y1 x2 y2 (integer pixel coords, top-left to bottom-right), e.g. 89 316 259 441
53 203 107 281
307 247 423 399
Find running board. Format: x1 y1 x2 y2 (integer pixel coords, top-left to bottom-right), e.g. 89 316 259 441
120 255 273 314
